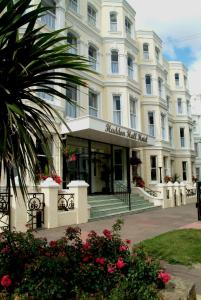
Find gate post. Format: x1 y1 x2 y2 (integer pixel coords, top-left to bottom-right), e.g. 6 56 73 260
196 181 201 220
173 182 181 206
67 180 89 224
166 181 174 207
179 182 187 205
11 185 27 232
40 177 59 229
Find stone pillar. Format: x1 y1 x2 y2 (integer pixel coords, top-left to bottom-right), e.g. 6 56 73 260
11 184 27 232
40 178 60 229
166 181 174 207
67 180 89 224
179 182 187 205
173 181 181 206
156 183 166 208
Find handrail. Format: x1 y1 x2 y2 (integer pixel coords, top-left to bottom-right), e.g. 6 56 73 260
114 182 131 210
143 186 161 197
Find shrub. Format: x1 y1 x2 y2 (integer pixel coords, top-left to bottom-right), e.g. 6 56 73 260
0 220 169 299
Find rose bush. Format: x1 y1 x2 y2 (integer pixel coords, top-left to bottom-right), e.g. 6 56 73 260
0 220 170 299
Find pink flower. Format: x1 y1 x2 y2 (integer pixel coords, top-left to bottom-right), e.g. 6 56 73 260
158 271 171 284
49 240 57 248
103 229 112 240
83 242 91 250
96 257 105 265
125 239 131 244
119 245 127 252
1 275 12 288
116 258 126 269
107 266 115 274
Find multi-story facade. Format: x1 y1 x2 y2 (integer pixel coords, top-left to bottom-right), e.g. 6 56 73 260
191 94 201 181
35 0 195 193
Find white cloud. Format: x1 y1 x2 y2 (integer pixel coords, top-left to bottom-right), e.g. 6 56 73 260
127 0 201 93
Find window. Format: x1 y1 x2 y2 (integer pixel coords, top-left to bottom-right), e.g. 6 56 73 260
127 55 134 80
163 157 168 177
69 0 78 13
143 43 149 60
66 85 77 118
161 113 166 140
158 77 162 97
150 156 157 181
125 17 132 35
111 50 119 74
166 96 170 112
114 149 123 180
37 71 54 101
175 73 179 86
196 167 200 181
182 161 187 181
195 143 198 156
180 128 185 148
88 4 96 26
113 95 121 125
189 129 192 149
110 12 117 32
145 75 152 95
130 96 137 129
67 32 78 54
88 45 97 70
89 90 98 117
177 98 183 114
41 0 56 29
155 47 160 61
169 126 173 146
187 100 191 115
148 111 155 136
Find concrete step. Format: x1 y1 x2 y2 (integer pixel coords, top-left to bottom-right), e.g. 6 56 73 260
90 202 127 210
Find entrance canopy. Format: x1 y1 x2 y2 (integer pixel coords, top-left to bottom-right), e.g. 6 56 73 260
61 116 155 148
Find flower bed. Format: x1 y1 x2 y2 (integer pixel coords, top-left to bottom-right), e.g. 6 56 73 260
0 220 170 299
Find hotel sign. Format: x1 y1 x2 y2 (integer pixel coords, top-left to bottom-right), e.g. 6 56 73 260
105 124 148 143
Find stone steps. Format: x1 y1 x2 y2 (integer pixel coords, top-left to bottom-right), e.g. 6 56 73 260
88 194 159 221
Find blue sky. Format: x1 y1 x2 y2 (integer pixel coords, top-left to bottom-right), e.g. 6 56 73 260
128 0 201 94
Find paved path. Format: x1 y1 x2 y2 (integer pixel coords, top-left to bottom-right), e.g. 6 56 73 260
35 203 198 243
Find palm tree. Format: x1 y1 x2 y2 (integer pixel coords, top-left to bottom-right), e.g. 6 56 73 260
0 0 90 197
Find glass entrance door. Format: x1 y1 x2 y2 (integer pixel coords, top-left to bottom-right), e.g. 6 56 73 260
91 142 112 194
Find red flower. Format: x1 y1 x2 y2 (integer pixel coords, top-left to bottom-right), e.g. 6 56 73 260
119 245 127 252
103 229 112 240
116 258 126 269
83 255 91 262
1 275 12 288
83 242 91 250
96 257 105 265
49 240 57 248
125 239 131 244
1 246 10 254
158 271 171 284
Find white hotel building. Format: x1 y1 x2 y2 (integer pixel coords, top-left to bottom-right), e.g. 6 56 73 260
35 0 195 194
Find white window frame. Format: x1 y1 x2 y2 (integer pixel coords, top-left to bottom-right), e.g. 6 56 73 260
125 17 132 36
177 98 183 114
180 127 185 148
41 0 56 29
148 111 155 137
175 73 180 86
155 46 160 61
161 113 166 140
169 126 173 146
143 43 149 60
67 31 78 54
88 44 98 70
111 50 119 74
145 74 152 95
89 90 98 117
150 156 157 181
130 96 137 129
110 12 117 32
66 85 78 118
127 55 134 80
113 95 121 125
88 4 97 27
69 0 78 13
